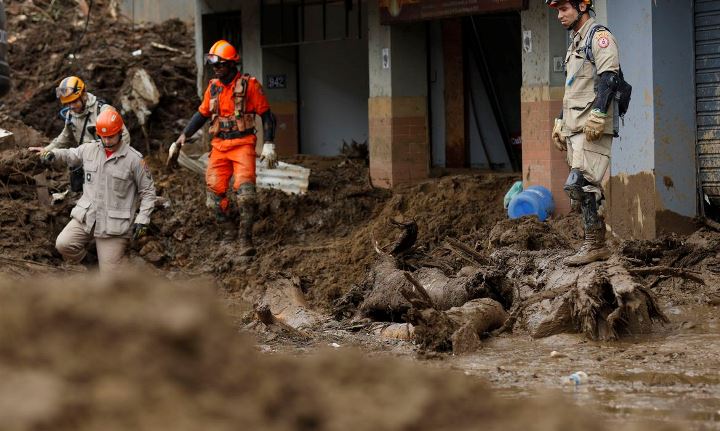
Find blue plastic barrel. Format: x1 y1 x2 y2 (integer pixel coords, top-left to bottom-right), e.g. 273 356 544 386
507 185 555 222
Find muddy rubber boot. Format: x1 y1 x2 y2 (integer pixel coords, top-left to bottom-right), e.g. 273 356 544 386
564 192 610 266
564 227 610 266
236 183 257 257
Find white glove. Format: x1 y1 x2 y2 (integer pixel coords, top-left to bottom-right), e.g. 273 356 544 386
260 142 278 169
166 141 180 169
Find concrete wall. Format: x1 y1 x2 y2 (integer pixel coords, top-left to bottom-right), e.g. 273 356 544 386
651 0 697 227
121 0 194 23
429 22 446 167
299 2 369 155
264 46 299 156
606 0 697 238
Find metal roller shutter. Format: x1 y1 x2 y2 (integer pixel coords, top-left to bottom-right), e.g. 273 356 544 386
696 0 720 205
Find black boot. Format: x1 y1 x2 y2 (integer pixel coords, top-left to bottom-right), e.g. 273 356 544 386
564 192 610 266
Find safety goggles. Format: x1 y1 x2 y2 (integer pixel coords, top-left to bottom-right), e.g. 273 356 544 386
55 85 80 99
205 53 231 66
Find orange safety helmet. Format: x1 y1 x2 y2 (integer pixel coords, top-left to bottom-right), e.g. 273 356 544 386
205 39 240 64
96 109 124 137
56 76 86 104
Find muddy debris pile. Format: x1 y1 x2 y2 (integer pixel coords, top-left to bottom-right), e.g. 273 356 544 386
323 213 720 354
2 0 197 149
0 273 682 431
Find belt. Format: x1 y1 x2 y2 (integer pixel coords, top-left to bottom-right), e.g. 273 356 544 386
216 129 255 140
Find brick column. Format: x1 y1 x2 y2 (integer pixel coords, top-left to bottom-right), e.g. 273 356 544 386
521 1 571 215
368 0 429 188
520 86 569 214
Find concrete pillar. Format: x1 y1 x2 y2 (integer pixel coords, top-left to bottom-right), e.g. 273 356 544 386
368 0 429 188
443 20 465 168
606 0 696 239
520 1 570 214
241 0 262 78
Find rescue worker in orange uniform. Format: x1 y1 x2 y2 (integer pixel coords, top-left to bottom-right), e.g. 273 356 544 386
170 40 276 257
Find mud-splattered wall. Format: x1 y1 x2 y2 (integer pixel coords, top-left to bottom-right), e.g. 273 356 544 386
606 0 697 239
651 0 696 231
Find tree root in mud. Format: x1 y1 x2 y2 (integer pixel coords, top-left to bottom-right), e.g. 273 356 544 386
347 230 670 351
496 251 669 340
400 272 507 354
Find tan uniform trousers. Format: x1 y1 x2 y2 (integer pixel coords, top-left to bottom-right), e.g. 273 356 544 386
56 218 128 274
566 133 612 200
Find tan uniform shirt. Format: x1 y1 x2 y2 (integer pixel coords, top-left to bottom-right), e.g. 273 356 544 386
52 141 156 238
562 18 620 138
46 92 131 151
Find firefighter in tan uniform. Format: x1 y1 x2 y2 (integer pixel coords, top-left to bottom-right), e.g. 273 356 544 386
32 110 156 273
29 76 130 192
548 0 621 266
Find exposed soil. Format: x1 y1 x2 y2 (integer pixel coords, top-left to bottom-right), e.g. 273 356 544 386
2 0 197 149
0 274 684 431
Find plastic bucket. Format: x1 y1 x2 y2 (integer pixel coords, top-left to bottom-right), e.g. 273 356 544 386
507 185 555 222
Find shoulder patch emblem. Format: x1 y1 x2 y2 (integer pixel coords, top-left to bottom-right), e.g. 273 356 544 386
597 36 609 49
595 30 610 39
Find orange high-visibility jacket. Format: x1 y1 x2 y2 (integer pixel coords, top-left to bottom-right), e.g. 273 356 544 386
198 72 270 151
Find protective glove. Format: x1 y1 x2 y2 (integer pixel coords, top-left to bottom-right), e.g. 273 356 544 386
552 118 566 151
132 223 148 241
583 109 607 142
40 150 56 165
260 142 278 169
166 135 184 170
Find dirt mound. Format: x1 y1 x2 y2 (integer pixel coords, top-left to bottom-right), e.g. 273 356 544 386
488 216 572 251
3 0 196 149
150 159 518 310
0 148 78 273
0 273 680 431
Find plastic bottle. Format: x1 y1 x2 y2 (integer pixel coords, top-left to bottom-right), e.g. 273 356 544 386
507 185 555 222
503 181 523 209
562 371 589 386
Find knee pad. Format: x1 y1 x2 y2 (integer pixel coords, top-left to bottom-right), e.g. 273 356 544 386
563 169 588 201
235 182 257 204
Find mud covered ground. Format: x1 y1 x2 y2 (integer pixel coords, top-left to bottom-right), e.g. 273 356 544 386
2 137 719 427
1 2 719 429
0 274 688 431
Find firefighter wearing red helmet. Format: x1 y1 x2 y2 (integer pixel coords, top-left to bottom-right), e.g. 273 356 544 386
547 0 621 266
171 39 276 258
37 110 157 273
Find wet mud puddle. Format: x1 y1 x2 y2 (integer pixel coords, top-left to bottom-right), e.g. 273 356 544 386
451 305 720 429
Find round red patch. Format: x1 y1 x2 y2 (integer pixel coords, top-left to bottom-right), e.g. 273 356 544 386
598 37 609 48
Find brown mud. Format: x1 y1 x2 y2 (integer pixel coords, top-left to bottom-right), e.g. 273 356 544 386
0 274 686 431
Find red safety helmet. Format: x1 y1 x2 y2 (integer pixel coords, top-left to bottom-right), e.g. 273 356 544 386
546 0 593 9
205 40 240 65
96 109 124 137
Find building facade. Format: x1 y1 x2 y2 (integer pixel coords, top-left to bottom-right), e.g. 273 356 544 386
124 0 709 239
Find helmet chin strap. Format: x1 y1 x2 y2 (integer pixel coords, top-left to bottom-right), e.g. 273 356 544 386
567 9 585 32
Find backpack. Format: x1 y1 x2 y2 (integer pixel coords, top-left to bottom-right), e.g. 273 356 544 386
584 24 632 122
